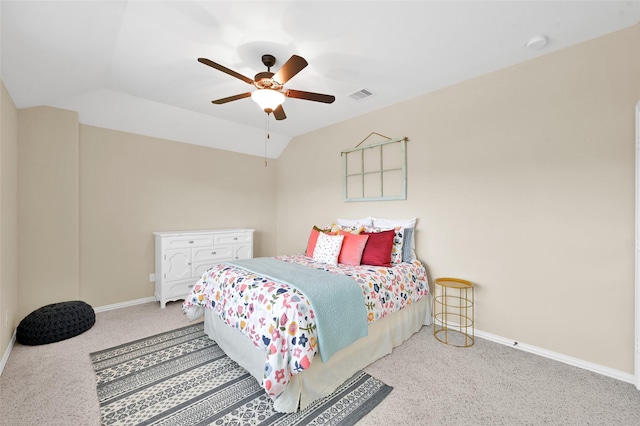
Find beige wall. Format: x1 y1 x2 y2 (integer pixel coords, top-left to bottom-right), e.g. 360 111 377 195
18 107 80 317
78 126 277 305
277 25 640 374
0 96 277 358
1 92 278 359
1 81 19 356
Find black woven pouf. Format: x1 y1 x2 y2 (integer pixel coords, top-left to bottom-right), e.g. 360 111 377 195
17 301 96 346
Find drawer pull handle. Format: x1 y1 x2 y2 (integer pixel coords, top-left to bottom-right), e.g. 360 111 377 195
212 251 216 255
188 240 194 244
234 237 238 240
188 284 194 288
188 262 191 266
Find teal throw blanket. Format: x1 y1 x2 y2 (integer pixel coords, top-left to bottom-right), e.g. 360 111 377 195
227 257 368 362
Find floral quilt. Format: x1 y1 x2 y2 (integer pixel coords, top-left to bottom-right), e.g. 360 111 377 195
182 254 428 401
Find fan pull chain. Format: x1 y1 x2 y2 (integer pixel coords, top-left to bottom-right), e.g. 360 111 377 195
264 113 269 167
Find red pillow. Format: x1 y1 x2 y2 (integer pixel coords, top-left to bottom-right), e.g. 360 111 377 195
360 229 395 267
338 231 369 265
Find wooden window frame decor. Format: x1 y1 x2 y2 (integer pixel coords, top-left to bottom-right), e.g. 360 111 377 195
341 133 408 202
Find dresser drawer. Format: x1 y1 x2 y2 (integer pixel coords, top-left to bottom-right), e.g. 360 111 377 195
192 261 225 278
164 235 214 249
214 232 253 245
167 281 196 298
192 245 233 262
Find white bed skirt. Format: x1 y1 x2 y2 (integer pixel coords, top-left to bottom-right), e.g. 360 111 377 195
203 294 433 413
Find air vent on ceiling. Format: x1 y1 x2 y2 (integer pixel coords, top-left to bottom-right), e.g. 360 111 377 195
347 88 374 101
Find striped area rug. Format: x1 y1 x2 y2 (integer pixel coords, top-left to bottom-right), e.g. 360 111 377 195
90 323 392 425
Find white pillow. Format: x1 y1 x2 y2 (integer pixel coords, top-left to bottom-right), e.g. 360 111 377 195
336 217 374 227
312 232 344 265
372 217 416 229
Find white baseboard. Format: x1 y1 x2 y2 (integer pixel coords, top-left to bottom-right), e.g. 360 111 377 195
0 330 16 377
475 328 636 384
93 296 157 313
2 298 635 386
0 297 157 376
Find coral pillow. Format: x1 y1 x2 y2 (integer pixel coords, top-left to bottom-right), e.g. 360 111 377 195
305 228 321 257
338 231 369 265
360 229 395 267
312 232 344 265
305 226 332 257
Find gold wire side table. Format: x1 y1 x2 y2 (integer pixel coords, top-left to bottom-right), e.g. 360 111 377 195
433 277 474 347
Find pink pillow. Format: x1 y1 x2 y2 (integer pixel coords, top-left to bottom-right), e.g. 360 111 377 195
338 231 370 265
360 229 395 267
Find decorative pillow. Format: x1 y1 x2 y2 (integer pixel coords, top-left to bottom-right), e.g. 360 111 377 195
337 217 374 228
390 227 405 264
360 229 395 267
305 228 320 257
372 217 417 262
338 231 369 265
402 227 414 262
363 226 404 264
334 224 364 234
305 225 332 257
312 232 344 265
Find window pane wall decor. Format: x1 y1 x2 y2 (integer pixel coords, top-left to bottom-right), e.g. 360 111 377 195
342 136 407 202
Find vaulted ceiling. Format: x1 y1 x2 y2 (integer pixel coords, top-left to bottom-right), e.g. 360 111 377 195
2 1 639 158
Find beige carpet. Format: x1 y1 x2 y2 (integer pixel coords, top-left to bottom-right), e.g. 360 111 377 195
1 301 640 425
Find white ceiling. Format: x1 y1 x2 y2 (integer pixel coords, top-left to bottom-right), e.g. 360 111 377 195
2 1 639 158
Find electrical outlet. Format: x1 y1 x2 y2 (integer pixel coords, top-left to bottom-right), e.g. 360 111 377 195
149 273 155 282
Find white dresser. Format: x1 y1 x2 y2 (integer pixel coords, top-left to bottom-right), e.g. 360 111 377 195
154 228 254 308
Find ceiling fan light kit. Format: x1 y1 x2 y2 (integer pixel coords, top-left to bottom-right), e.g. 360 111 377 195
198 53 335 120
251 89 285 113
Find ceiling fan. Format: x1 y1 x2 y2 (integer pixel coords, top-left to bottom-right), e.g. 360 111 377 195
198 54 335 120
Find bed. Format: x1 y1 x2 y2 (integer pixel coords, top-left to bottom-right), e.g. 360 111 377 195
182 218 430 413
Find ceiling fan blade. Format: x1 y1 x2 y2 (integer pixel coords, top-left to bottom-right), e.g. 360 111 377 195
273 104 286 120
198 58 254 85
273 55 308 85
286 89 336 104
211 92 252 104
